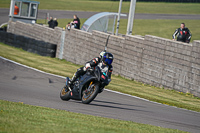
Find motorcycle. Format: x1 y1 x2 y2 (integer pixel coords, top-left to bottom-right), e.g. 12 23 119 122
60 66 110 104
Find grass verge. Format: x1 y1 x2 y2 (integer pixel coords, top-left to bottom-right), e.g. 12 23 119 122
0 42 200 112
0 100 186 133
1 0 200 14
37 19 200 42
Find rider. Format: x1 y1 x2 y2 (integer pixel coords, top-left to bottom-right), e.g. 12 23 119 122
68 51 114 88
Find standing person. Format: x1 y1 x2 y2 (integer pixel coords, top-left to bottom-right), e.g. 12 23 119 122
14 3 19 15
172 23 192 43
71 15 80 29
53 18 58 28
48 17 54 29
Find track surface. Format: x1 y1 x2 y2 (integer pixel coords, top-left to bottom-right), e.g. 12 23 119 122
1 8 200 25
0 57 200 133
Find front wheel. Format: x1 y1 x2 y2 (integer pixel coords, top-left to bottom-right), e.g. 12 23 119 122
82 82 99 104
60 86 70 101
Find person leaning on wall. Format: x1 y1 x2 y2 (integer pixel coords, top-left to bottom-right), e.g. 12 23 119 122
71 15 81 29
53 18 58 28
66 22 71 30
172 23 192 43
48 17 54 29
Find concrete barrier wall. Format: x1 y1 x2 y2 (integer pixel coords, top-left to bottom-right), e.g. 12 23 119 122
191 41 200 95
7 21 200 97
7 21 62 46
62 29 110 65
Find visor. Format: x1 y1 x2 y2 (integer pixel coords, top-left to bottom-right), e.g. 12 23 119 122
105 58 113 65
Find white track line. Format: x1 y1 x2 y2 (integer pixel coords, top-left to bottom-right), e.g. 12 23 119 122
0 56 199 113
0 56 66 79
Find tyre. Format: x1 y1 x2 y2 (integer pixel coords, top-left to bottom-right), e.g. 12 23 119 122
46 43 57 49
82 82 99 104
60 86 70 101
46 48 56 53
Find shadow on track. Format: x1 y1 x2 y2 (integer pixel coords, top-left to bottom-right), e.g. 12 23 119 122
68 100 151 112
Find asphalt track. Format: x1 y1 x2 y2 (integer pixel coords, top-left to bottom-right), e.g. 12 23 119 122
0 57 200 133
1 8 200 25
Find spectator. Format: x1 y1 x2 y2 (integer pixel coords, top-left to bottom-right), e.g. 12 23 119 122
66 22 71 30
172 23 192 43
71 15 80 29
53 18 58 28
48 17 54 29
14 3 19 15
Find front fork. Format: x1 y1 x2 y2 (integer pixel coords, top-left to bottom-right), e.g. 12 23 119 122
86 81 94 93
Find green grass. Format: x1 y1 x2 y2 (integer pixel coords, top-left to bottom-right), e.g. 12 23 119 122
1 0 200 14
120 19 200 42
37 18 200 42
0 42 200 112
0 100 186 133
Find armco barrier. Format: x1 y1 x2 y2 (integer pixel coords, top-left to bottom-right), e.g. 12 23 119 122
6 21 200 97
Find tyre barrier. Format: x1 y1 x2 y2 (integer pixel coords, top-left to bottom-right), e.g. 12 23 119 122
0 31 57 58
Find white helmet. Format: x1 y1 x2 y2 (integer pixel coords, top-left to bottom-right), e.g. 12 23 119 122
99 51 106 59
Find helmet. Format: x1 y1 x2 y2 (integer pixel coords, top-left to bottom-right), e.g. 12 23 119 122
102 52 113 65
99 51 105 59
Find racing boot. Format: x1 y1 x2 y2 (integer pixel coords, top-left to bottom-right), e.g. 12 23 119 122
68 67 85 89
68 73 78 89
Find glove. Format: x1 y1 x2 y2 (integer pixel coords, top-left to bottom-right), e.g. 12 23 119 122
85 63 91 69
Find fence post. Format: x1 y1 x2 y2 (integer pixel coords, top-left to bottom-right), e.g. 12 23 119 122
59 29 66 59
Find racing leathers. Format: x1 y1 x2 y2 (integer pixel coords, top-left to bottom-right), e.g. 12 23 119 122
69 57 113 87
172 27 192 43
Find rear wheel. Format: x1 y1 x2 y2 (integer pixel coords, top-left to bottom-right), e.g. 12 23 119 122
60 86 70 101
82 82 99 104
